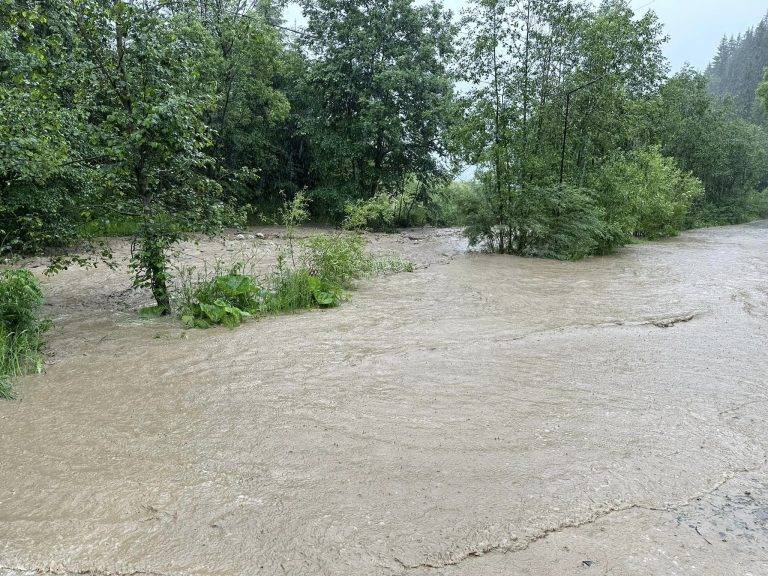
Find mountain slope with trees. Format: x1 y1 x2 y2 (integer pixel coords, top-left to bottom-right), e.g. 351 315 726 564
707 11 768 125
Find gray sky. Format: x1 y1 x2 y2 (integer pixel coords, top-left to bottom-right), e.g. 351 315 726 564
636 0 766 71
283 0 768 72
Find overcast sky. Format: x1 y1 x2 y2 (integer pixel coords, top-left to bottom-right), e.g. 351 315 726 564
283 0 768 72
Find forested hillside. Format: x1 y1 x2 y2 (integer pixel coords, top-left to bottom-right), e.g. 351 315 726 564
2 0 768 292
707 11 768 125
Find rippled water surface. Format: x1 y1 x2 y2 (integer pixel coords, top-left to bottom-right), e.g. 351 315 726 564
1 223 767 575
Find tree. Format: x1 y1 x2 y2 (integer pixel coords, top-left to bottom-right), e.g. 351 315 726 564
183 0 291 201
0 1 90 254
707 12 768 125
655 68 768 222
299 0 456 217
70 0 240 312
758 68 768 115
455 0 669 254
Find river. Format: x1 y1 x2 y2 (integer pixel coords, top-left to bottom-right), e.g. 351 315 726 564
1 222 767 575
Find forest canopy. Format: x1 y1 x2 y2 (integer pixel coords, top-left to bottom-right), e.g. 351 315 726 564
2 0 768 308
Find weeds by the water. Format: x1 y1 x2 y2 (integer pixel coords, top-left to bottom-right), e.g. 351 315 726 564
174 232 412 329
172 194 413 329
0 269 50 399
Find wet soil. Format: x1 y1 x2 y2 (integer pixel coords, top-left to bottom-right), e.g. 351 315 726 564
1 223 767 576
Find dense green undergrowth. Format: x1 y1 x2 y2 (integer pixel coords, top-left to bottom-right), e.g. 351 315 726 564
457 146 768 261
0 269 49 399
174 232 412 329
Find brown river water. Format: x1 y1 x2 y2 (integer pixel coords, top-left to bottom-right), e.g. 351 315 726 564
1 223 767 576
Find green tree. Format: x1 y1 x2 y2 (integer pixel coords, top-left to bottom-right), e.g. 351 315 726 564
455 0 668 255
70 0 241 312
758 68 768 114
707 13 768 125
655 68 768 222
184 0 291 201
0 1 91 254
299 0 456 217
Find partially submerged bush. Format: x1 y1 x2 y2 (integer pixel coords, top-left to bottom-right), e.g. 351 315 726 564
178 265 266 328
264 267 343 312
462 148 704 260
301 233 370 287
509 185 618 260
461 183 619 260
176 232 411 329
0 269 50 398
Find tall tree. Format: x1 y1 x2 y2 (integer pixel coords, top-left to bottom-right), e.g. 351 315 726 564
655 68 768 219
706 12 768 125
70 0 240 311
299 0 456 217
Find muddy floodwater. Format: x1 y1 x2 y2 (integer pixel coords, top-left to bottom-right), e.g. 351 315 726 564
1 223 768 576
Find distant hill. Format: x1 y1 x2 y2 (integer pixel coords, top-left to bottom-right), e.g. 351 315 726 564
707 12 768 125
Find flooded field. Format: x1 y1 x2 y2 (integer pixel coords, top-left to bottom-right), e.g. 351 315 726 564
1 222 767 576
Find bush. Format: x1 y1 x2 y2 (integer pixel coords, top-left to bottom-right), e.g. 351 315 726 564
178 265 266 328
175 232 413 329
509 185 619 260
343 193 399 232
263 267 343 312
301 233 370 287
687 188 768 227
0 177 87 255
593 147 704 239
460 182 620 260
427 181 477 227
0 269 49 398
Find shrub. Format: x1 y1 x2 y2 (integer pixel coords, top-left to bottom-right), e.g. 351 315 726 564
263 267 343 312
177 264 266 329
509 185 618 260
175 232 413 329
593 147 704 239
343 193 398 232
301 233 370 287
460 182 619 260
0 174 88 256
0 269 50 398
687 188 768 227
427 181 477 227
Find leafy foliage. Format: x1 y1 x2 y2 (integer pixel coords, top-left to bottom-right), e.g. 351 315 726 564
461 182 617 260
3 0 768 282
592 147 704 240
654 69 768 224
178 265 266 328
299 0 456 214
0 269 49 398
301 233 370 287
176 230 412 329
